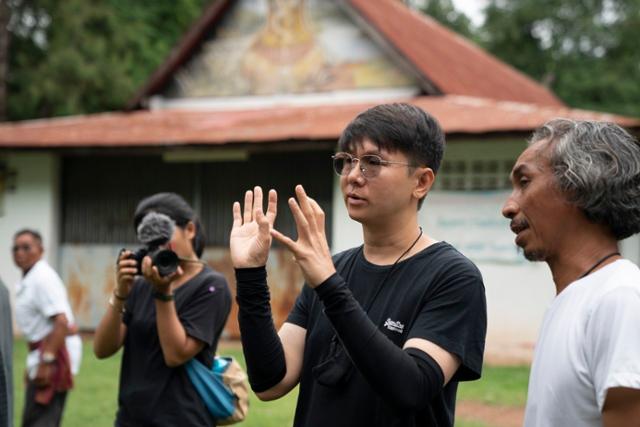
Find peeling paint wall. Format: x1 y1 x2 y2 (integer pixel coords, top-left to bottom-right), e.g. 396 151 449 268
59 244 304 338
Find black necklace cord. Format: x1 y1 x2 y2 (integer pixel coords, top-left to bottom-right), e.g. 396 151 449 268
363 226 424 314
579 251 621 279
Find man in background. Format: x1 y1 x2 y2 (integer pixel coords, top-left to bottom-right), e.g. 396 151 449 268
12 229 81 427
502 119 640 426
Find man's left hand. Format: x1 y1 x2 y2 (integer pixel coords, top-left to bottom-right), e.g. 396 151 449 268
271 185 336 287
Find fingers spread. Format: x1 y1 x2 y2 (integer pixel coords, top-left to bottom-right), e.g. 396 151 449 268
271 228 296 252
308 197 326 234
266 189 278 224
232 201 242 227
288 197 310 236
295 185 316 226
253 186 264 218
243 190 253 224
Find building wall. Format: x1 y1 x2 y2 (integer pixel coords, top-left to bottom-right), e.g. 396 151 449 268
55 150 332 337
4 145 638 362
0 153 60 329
58 244 304 338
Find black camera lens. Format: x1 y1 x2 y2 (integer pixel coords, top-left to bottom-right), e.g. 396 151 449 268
118 247 178 277
152 249 179 277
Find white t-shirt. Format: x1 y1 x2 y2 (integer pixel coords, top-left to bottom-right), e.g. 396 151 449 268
15 259 82 376
524 259 640 427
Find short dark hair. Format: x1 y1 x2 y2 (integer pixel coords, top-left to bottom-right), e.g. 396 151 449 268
531 118 640 240
338 103 445 209
133 193 206 257
13 228 43 246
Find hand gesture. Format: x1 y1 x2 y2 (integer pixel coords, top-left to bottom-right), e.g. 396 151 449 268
271 185 336 287
230 186 278 268
116 250 137 299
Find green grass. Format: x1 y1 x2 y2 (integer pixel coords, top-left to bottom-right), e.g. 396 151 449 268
458 365 530 407
13 339 297 427
13 339 528 426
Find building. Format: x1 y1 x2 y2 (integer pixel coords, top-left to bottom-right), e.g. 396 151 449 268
1 0 638 361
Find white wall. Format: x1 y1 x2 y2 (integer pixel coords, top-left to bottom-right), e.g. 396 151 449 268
422 190 555 363
0 153 60 330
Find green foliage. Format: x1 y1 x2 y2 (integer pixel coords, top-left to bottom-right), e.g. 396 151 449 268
415 0 476 40
480 0 640 117
7 0 210 120
6 0 638 120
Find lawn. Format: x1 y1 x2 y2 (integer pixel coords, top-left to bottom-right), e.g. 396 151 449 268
12 338 529 427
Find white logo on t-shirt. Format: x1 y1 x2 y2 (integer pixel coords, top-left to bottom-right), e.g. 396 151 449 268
383 318 405 333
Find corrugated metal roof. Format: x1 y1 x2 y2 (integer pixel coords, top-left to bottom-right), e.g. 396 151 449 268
348 0 563 106
1 96 637 148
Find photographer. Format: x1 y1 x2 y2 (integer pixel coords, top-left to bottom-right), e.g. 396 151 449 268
94 193 232 427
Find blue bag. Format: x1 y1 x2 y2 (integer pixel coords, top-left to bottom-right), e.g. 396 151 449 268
185 356 249 425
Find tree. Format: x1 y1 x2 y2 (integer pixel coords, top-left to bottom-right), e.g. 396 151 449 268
5 0 210 121
412 0 476 40
0 1 9 121
480 0 640 117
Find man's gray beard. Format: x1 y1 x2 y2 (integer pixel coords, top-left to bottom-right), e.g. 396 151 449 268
519 247 548 262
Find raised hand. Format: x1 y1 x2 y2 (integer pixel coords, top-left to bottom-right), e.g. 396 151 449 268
230 186 278 268
271 185 336 287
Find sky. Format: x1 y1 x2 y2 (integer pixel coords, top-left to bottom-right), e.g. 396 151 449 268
451 0 489 26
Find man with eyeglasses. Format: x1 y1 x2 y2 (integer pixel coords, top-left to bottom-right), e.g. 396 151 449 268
230 103 487 426
12 229 82 427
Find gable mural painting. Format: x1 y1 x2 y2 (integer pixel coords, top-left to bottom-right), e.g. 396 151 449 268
170 0 418 97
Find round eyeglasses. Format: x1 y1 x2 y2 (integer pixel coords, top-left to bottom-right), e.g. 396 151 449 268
331 152 417 179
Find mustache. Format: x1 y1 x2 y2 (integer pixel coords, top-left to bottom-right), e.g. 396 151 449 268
510 219 529 234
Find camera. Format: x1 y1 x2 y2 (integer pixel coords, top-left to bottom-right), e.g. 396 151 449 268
120 211 180 277
125 246 179 277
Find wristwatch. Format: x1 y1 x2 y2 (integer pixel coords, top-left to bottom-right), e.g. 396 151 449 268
153 291 174 302
41 351 56 364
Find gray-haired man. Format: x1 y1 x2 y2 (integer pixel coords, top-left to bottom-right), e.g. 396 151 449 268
502 119 640 426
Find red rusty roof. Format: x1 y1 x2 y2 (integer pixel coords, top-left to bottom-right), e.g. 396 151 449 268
348 0 563 106
129 0 563 109
1 96 637 148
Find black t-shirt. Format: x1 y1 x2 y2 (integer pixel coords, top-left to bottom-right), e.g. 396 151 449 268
116 266 232 427
287 242 487 427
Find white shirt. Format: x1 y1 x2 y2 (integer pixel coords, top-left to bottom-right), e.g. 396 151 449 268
15 259 82 376
524 259 640 427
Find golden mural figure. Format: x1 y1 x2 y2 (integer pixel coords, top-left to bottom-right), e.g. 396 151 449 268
173 0 417 97
241 0 330 94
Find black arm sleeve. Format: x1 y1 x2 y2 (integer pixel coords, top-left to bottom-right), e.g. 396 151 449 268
315 273 445 410
235 267 287 393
